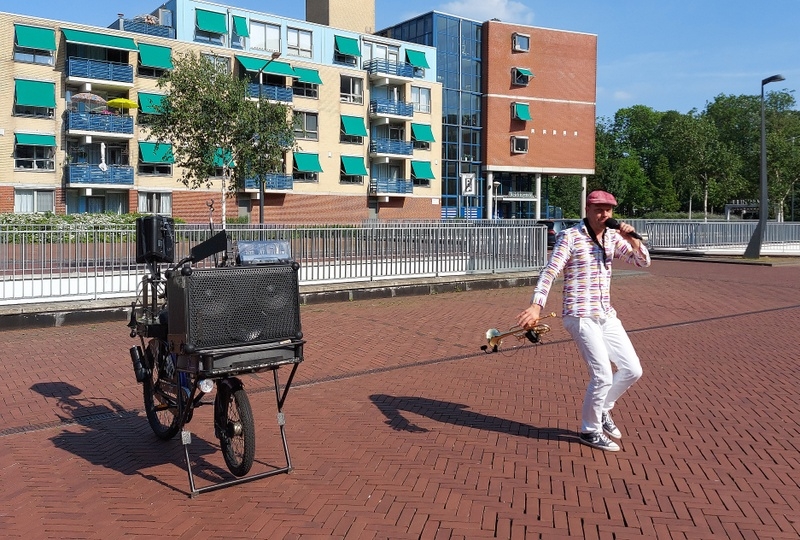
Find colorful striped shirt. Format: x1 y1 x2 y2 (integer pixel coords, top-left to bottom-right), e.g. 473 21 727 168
532 221 651 318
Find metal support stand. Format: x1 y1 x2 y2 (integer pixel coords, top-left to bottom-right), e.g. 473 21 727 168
183 362 300 497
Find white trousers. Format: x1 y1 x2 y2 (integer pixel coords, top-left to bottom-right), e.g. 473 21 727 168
562 315 643 433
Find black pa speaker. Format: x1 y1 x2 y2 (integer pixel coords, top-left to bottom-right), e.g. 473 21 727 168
135 215 175 264
166 263 302 352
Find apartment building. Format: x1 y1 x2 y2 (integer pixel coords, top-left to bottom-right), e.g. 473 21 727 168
380 13 597 219
0 0 441 223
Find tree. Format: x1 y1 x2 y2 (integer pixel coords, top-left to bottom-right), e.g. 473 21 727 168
765 91 800 221
146 52 296 224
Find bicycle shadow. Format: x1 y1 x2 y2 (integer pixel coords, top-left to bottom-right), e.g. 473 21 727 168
31 381 230 493
369 394 578 443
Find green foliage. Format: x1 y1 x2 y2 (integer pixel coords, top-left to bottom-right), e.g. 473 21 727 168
146 52 296 194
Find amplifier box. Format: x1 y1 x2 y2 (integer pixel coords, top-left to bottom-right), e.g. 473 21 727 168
136 215 175 264
167 263 302 352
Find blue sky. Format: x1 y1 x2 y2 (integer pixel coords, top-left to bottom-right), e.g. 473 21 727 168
5 0 798 119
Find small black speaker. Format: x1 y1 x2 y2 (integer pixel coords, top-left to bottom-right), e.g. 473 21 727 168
167 263 302 352
136 215 175 264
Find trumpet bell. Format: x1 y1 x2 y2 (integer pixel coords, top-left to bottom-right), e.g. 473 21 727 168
485 328 503 348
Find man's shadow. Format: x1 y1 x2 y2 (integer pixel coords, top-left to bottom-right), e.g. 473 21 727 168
31 381 231 493
370 394 577 443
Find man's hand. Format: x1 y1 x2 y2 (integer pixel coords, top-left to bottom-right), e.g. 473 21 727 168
617 221 641 249
517 304 542 329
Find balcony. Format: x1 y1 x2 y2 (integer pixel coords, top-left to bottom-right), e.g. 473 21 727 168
364 59 415 80
247 83 293 103
66 57 134 86
369 98 413 119
66 112 134 138
67 164 134 186
369 178 413 195
121 19 175 39
369 138 414 156
244 174 294 191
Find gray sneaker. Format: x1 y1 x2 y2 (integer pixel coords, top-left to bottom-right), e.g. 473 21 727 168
579 431 620 451
602 411 622 439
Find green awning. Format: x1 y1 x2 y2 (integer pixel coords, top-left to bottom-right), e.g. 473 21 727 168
14 79 55 108
138 43 173 70
138 92 165 114
334 35 361 57
411 160 435 180
213 148 234 168
293 152 323 173
341 156 368 176
293 67 323 85
405 49 430 69
15 24 56 51
15 133 56 146
195 9 227 34
61 28 137 52
341 115 368 137
513 102 532 121
411 123 436 143
232 15 249 37
235 55 295 76
514 67 533 77
139 141 174 164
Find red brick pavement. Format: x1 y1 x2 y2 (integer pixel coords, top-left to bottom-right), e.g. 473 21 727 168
1 260 799 539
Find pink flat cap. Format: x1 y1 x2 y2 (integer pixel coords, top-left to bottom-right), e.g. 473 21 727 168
587 190 617 206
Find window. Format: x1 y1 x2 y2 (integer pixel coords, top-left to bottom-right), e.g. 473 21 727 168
411 160 435 188
411 86 431 113
137 43 172 78
14 79 55 118
250 21 280 51
138 192 172 214
231 15 248 49
340 75 363 104
512 67 533 86
511 136 529 154
287 27 312 58
512 102 532 121
202 53 230 72
292 67 322 99
340 115 368 145
15 144 55 170
411 123 435 151
195 8 227 45
513 33 530 52
333 35 361 66
340 156 367 185
293 111 318 140
14 25 55 65
293 152 322 183
14 189 54 213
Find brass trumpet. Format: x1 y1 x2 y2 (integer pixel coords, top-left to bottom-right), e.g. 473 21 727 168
482 312 557 353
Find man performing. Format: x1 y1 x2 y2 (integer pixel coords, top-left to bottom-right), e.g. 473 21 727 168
517 190 651 451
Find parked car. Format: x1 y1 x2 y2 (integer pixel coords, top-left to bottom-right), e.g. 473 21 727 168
537 219 580 247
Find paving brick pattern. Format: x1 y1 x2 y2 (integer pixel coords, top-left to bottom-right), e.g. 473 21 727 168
1 260 799 539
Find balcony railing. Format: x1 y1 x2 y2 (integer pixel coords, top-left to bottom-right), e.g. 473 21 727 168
247 83 294 103
67 164 134 186
370 138 414 156
121 19 175 38
66 112 134 135
369 98 414 118
244 174 294 190
364 59 416 78
370 178 413 195
66 57 134 84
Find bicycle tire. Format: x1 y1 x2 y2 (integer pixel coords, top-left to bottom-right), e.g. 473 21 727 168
215 382 256 477
142 340 182 440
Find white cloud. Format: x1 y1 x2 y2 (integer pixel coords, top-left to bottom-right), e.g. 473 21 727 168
437 0 534 25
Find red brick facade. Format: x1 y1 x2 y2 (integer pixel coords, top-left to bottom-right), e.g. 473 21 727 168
482 21 597 174
0 186 13 213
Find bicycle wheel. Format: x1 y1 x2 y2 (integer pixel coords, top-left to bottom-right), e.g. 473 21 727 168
214 381 255 477
142 340 182 440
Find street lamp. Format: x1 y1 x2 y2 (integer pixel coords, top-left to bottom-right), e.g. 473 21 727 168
257 51 281 224
744 73 785 258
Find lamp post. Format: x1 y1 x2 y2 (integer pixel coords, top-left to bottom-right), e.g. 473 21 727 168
257 51 281 224
744 74 785 258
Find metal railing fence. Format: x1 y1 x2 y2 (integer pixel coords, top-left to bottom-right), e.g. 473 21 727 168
0 222 549 305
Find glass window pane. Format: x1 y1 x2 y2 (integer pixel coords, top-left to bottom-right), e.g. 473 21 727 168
14 190 34 213
36 190 54 212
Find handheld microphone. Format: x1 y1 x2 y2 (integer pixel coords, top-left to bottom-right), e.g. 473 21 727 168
605 218 643 240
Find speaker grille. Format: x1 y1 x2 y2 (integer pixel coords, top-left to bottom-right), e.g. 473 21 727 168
170 264 301 351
